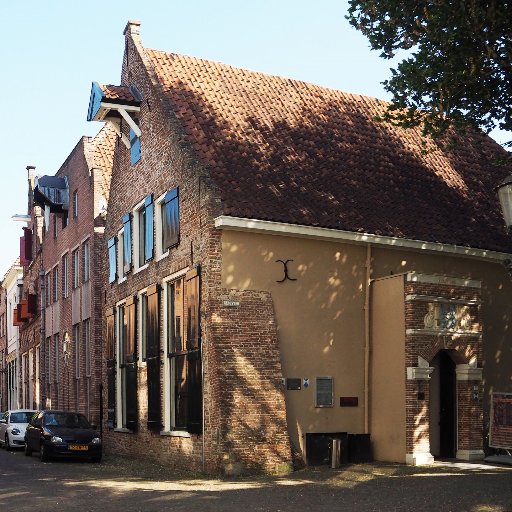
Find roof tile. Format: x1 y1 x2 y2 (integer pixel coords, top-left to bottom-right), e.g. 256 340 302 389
145 48 512 253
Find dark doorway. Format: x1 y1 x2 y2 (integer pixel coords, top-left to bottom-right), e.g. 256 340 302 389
439 350 456 457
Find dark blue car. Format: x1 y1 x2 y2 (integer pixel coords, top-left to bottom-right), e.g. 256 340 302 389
24 410 102 462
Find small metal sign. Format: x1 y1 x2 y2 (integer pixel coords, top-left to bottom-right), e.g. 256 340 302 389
286 378 301 390
223 300 240 307
340 396 359 407
303 378 309 389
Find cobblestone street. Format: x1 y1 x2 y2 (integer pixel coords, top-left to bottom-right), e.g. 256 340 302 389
1 447 511 512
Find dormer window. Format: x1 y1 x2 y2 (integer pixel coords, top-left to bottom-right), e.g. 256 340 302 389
87 82 142 156
33 176 69 214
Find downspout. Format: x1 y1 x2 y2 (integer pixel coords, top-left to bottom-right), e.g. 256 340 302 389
364 244 372 433
39 268 46 408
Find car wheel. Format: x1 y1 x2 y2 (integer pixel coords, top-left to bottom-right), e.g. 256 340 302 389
40 443 50 462
5 434 10 451
24 441 33 456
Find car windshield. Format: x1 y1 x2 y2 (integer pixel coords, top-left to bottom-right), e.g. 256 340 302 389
44 413 91 429
10 412 34 423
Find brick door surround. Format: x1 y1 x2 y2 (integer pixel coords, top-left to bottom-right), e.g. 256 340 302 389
404 273 484 465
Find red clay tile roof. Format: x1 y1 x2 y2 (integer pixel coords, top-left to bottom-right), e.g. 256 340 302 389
100 84 138 104
146 49 512 253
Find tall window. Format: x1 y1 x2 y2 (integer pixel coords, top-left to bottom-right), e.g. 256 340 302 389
73 190 78 219
62 211 69 228
83 240 90 283
54 334 60 384
73 324 80 380
53 266 59 303
117 297 137 430
135 195 154 268
161 187 179 253
45 273 51 307
72 249 80 289
46 336 52 384
123 214 132 274
108 237 117 284
166 268 202 433
84 319 91 377
139 292 148 362
106 308 116 428
62 253 69 298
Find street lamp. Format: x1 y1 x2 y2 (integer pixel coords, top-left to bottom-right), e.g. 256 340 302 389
496 173 512 232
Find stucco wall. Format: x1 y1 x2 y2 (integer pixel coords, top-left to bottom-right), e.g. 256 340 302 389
370 276 406 462
220 230 512 461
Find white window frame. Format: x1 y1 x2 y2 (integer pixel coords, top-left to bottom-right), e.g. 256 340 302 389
162 268 189 435
62 252 69 298
45 272 51 307
52 264 59 303
72 247 80 289
133 198 149 274
73 323 80 380
84 318 91 377
117 229 126 283
83 238 90 283
54 333 60 384
115 300 128 430
155 192 170 262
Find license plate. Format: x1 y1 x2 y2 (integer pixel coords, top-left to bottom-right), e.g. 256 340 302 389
69 444 88 451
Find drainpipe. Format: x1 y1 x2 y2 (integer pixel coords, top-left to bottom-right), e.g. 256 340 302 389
363 244 372 433
16 280 23 409
39 269 46 408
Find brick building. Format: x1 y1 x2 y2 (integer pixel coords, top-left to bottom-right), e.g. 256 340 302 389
16 127 115 423
89 21 512 474
0 283 6 411
3 260 23 411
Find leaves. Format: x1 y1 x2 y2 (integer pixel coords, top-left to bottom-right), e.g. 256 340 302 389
347 0 512 143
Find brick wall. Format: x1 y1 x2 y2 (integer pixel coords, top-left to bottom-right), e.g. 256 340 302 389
100 24 292 475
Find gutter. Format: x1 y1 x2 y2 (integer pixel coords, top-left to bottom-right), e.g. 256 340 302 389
214 216 512 262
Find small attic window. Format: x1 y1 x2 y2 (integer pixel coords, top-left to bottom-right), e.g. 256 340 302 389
130 124 141 165
87 82 142 153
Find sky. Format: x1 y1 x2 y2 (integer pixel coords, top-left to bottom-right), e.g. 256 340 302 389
0 0 508 279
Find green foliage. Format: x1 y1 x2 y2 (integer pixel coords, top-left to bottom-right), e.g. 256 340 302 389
347 0 512 143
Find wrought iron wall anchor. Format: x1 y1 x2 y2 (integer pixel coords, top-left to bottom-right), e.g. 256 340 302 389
276 259 297 282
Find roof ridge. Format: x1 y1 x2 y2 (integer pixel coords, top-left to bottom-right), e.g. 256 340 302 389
145 47 389 106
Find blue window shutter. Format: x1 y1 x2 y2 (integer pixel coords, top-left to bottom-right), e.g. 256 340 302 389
107 237 117 284
130 127 141 166
162 187 179 252
144 194 154 263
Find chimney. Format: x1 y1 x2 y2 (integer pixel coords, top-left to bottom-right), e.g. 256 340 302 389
26 165 36 215
123 20 141 38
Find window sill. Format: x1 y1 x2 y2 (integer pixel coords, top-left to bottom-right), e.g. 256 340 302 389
155 251 169 262
160 430 191 438
114 427 134 434
117 277 127 284
133 264 149 275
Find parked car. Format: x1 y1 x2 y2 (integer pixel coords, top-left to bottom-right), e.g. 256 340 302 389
24 410 102 462
0 410 36 450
